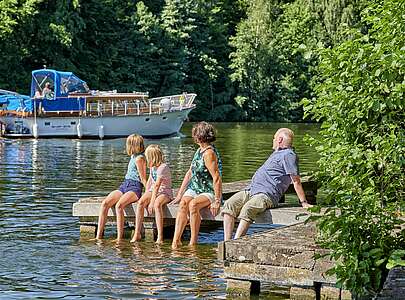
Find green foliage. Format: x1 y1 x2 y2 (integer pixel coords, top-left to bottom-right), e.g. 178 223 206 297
0 0 367 121
0 0 245 121
304 0 405 295
229 0 362 121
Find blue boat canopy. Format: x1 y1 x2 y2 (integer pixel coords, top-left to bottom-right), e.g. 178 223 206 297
30 69 89 112
0 89 33 112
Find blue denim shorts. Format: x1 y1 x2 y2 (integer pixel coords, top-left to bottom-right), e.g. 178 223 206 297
118 179 142 198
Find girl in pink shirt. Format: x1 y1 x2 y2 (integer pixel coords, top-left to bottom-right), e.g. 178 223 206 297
131 144 173 243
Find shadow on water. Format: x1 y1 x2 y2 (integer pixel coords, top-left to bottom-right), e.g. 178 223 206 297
0 122 320 299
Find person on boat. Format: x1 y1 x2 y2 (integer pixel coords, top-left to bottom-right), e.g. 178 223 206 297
222 128 313 241
131 144 173 244
42 82 54 99
96 134 147 240
34 88 42 99
171 122 222 249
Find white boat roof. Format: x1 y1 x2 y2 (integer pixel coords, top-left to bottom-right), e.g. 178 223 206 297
68 91 149 102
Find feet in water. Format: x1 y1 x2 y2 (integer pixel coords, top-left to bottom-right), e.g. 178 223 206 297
130 234 142 243
171 239 182 249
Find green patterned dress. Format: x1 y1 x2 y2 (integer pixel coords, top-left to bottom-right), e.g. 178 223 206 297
187 145 222 195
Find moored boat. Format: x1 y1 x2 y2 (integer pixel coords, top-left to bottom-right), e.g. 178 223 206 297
0 69 196 139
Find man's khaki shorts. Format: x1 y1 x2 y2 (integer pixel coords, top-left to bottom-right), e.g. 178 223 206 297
221 190 276 223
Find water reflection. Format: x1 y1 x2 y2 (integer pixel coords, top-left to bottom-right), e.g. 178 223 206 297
0 122 319 298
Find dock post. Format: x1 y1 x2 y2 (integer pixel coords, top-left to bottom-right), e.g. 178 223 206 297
320 285 352 300
290 286 316 299
217 241 225 260
226 279 260 297
79 224 97 237
143 222 157 241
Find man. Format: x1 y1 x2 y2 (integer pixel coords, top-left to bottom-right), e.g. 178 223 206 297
222 128 313 241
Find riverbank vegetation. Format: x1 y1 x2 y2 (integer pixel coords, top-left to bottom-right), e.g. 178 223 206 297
1 0 362 121
304 0 405 296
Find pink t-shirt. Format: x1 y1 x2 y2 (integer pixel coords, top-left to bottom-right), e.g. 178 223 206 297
146 163 173 199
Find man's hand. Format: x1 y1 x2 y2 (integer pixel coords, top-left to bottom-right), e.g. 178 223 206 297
301 201 313 209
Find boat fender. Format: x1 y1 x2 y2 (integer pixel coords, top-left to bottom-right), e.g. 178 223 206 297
32 123 39 138
77 123 83 138
98 125 104 139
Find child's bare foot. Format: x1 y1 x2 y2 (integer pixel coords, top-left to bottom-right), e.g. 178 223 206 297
130 234 142 243
114 238 124 243
155 238 164 244
188 241 197 247
171 240 182 249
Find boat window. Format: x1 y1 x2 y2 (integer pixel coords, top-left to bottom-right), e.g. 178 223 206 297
45 122 50 126
162 116 167 120
145 118 150 122
32 72 55 99
60 74 89 95
70 121 76 125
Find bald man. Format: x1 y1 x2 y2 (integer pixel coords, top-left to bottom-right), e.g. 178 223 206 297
222 128 313 241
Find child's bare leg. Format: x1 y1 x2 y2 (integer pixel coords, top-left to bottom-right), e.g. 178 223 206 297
154 194 171 244
131 192 151 242
171 196 193 249
188 196 211 246
96 190 122 239
115 191 138 241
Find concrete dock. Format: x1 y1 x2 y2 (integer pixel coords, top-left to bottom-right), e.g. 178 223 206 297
72 177 317 238
218 222 353 299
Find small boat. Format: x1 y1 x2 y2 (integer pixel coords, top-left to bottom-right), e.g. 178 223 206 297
0 69 196 139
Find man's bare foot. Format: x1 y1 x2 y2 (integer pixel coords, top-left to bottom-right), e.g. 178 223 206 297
171 240 182 249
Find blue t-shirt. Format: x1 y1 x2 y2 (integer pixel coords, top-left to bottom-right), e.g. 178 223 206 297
248 148 299 203
124 153 144 182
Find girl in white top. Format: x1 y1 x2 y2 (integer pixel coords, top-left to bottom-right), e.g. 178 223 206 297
131 144 173 244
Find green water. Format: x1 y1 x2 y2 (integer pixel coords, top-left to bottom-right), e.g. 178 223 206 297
0 122 319 299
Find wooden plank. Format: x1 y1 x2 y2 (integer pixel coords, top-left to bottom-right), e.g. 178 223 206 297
72 201 311 225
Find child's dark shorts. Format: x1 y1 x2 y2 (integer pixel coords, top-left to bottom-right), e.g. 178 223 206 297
118 179 142 198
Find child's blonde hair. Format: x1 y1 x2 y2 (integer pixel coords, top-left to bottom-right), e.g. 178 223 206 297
126 134 145 156
145 144 164 167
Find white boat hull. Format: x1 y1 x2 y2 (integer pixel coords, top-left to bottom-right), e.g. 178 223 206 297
0 108 193 138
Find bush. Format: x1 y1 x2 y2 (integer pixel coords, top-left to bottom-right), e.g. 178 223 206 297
303 0 405 295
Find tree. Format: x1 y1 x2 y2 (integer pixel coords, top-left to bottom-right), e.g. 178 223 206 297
304 0 405 295
229 0 363 121
0 0 41 92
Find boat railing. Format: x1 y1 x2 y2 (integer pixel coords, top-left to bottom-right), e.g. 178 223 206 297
85 93 196 117
148 93 196 113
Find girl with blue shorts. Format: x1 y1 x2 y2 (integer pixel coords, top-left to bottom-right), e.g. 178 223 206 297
96 134 147 240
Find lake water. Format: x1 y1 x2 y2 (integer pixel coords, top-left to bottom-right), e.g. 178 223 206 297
0 122 319 299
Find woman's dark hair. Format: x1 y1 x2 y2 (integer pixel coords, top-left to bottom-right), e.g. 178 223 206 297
192 121 216 144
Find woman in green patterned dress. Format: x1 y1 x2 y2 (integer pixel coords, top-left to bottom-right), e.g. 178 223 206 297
171 122 222 249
